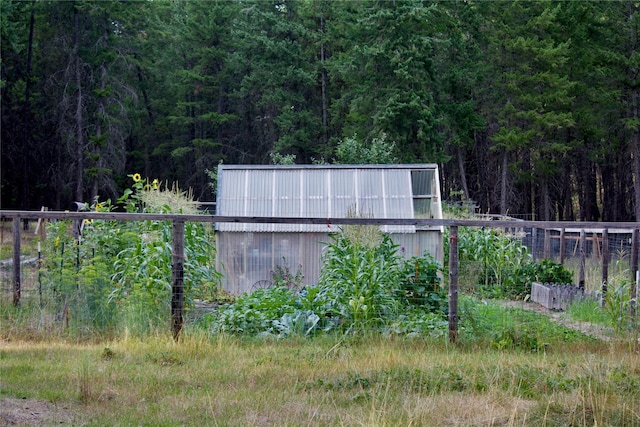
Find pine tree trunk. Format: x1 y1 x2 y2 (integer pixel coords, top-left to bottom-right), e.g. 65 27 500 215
136 63 154 178
91 62 107 202
542 176 551 222
21 2 36 210
320 15 328 146
500 148 507 215
73 6 84 202
630 2 640 221
457 145 470 201
633 121 640 221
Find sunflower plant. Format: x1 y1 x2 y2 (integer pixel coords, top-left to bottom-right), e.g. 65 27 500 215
40 173 222 336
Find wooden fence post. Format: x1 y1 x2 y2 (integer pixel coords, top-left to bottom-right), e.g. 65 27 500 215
171 220 185 341
631 229 638 318
601 228 609 298
448 226 459 344
12 217 21 306
559 228 566 265
543 228 550 259
579 230 586 289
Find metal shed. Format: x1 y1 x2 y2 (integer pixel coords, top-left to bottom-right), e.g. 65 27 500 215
215 164 443 295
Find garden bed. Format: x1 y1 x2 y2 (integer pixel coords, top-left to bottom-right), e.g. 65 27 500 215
530 282 597 310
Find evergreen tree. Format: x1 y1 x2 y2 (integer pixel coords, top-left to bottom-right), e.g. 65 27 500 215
329 0 446 163
148 0 237 199
230 0 323 164
484 1 575 219
434 0 486 202
2 0 640 220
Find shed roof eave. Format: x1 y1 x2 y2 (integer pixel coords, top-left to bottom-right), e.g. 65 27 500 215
218 163 439 171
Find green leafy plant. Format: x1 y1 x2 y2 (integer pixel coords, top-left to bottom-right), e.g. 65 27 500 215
398 253 446 314
501 259 574 300
317 228 401 332
38 174 222 337
206 286 298 335
451 226 530 291
269 152 297 165
449 225 572 300
272 310 320 337
333 133 397 164
387 307 448 337
532 258 574 284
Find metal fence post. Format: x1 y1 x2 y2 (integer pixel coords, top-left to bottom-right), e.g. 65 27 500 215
448 226 459 343
631 229 638 318
171 220 185 341
579 230 586 289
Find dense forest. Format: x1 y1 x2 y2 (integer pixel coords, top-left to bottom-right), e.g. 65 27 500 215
1 0 639 221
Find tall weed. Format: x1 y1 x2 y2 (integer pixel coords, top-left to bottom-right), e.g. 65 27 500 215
603 280 638 333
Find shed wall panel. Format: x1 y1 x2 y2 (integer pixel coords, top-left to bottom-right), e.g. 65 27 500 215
216 231 326 295
217 230 443 295
214 165 443 294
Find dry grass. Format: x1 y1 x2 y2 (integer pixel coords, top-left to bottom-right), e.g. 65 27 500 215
2 218 639 425
1 334 639 426
141 181 200 214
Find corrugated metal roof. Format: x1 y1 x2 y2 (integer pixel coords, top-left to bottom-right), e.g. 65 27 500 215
216 164 440 232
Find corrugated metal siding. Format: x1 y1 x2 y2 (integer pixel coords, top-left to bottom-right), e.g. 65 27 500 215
216 231 326 295
217 167 416 232
391 232 443 264
215 165 444 294
216 230 444 295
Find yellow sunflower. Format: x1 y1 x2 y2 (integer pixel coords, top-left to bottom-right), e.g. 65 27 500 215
132 173 142 183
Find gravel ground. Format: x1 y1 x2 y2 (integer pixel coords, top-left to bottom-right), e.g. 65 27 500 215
0 397 82 426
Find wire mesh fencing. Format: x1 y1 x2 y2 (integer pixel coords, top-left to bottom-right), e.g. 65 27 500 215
1 214 638 343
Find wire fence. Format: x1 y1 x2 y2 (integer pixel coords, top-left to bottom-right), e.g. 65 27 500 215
461 226 636 292
1 212 638 343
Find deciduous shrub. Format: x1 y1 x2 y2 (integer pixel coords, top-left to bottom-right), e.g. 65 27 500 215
501 259 574 300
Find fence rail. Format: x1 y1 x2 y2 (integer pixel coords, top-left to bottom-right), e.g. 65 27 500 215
2 209 639 228
1 210 639 341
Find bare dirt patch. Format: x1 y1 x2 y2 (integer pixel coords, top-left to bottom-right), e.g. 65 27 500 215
0 398 83 426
